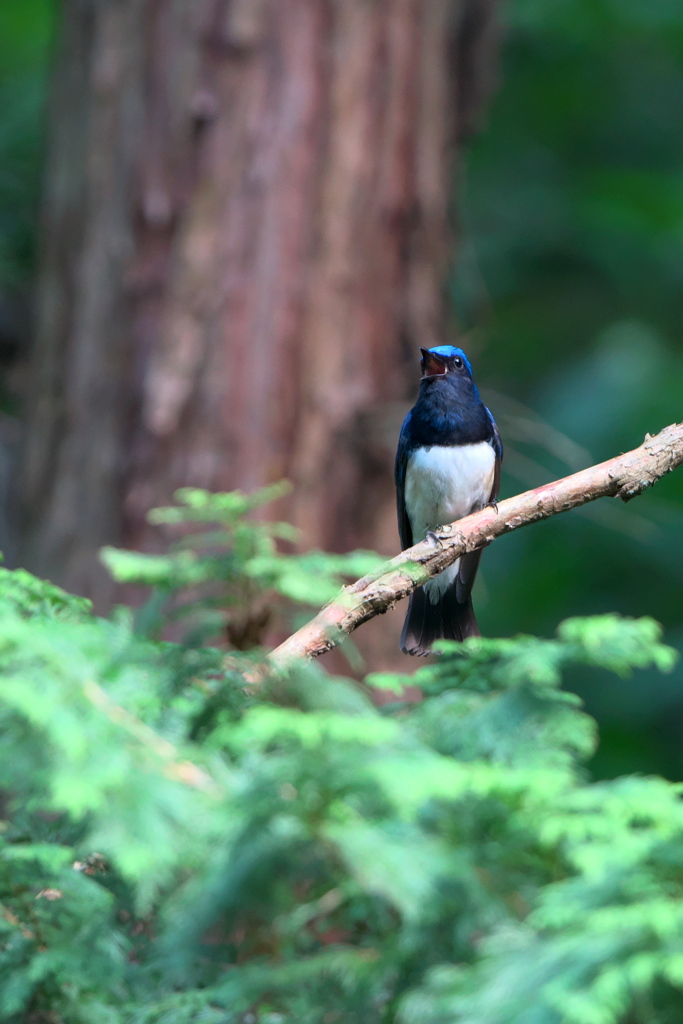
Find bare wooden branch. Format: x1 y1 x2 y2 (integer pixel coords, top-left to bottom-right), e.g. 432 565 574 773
268 422 683 668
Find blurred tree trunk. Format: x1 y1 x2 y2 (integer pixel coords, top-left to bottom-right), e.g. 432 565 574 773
21 0 497 612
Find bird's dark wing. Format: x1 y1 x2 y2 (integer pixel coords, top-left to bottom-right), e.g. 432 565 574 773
395 412 413 551
486 406 503 502
455 407 503 605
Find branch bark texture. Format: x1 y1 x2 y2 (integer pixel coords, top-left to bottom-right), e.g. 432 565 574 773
269 422 683 669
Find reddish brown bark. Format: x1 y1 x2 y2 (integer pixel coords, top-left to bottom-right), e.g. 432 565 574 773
21 0 497 610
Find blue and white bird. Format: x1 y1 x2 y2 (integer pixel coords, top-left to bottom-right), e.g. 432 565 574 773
395 345 502 656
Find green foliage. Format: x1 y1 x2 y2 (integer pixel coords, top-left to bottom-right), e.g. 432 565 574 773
0 0 55 288
101 483 381 646
2 491 683 1022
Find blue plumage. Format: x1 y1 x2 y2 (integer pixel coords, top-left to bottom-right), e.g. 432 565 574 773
395 346 502 655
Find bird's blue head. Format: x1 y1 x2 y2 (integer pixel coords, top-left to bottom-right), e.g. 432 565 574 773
420 345 473 380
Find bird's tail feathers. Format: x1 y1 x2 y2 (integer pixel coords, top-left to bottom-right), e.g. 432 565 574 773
400 582 480 657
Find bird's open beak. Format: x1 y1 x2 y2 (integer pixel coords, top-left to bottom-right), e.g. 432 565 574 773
420 348 448 378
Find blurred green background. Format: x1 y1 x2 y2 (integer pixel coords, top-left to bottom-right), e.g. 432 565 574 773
454 0 683 782
0 0 54 399
2 0 683 780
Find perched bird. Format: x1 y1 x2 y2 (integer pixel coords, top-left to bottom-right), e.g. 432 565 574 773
395 345 502 656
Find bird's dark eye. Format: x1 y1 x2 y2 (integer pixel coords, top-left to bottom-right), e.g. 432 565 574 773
453 356 463 369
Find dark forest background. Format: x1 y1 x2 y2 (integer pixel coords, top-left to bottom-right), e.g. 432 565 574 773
2 0 683 779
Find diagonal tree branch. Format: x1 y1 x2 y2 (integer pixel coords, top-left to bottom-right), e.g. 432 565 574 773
268 422 683 669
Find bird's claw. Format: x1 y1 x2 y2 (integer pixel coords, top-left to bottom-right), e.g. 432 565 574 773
487 499 499 513
426 530 443 548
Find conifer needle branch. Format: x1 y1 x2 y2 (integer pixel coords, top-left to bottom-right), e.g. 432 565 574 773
82 679 220 794
268 422 683 668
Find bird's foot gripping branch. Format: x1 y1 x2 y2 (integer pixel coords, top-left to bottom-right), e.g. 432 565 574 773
269 421 683 669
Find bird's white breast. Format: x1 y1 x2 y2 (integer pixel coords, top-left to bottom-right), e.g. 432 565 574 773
404 441 496 539
404 441 496 602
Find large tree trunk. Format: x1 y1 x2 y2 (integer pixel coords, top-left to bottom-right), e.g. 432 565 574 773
21 0 497 615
